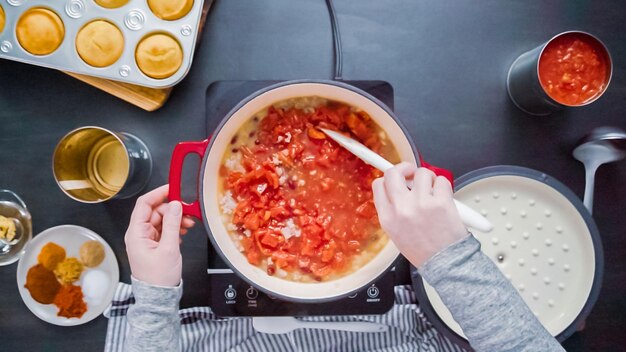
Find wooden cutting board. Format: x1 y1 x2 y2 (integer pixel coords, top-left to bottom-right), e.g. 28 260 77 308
64 1 213 112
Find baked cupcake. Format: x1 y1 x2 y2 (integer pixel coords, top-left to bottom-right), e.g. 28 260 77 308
0 5 6 34
16 8 65 56
94 0 129 9
76 20 124 67
148 0 194 21
135 33 183 79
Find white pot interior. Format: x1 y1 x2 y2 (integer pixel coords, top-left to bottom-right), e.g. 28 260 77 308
202 82 417 301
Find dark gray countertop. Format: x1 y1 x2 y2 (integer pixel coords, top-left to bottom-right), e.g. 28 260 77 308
1 0 625 350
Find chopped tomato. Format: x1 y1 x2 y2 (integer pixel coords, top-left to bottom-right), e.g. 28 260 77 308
272 251 297 270
321 247 335 263
222 100 398 281
260 233 280 248
269 206 289 219
243 213 261 231
310 262 332 279
355 201 376 218
539 33 609 106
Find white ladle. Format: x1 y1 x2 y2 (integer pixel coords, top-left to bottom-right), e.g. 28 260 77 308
572 127 626 214
320 129 493 233
252 316 388 334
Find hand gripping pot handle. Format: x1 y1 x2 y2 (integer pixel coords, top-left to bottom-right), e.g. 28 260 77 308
421 159 493 233
420 159 454 186
168 140 209 219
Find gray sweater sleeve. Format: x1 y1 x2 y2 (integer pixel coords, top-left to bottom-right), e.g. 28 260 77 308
124 277 182 352
418 235 565 352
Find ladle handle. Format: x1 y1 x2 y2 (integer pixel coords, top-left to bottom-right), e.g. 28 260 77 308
583 164 598 214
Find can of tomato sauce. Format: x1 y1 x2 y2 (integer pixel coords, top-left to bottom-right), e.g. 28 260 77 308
507 31 612 116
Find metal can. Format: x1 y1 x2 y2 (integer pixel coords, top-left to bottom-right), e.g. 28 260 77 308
52 126 152 203
507 31 613 116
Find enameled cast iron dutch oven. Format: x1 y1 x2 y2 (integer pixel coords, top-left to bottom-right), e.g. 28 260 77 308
168 80 453 302
413 166 604 347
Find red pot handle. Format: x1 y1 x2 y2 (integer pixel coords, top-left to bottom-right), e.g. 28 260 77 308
168 139 209 219
420 158 454 187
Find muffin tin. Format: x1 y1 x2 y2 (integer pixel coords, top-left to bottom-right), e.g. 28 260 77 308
0 0 204 88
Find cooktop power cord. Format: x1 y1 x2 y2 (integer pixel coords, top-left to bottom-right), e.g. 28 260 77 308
325 0 343 80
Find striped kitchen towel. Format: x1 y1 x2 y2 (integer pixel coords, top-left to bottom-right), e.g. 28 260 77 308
104 283 466 352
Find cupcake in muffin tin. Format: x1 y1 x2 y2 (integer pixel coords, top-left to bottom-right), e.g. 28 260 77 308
0 5 6 34
148 0 194 21
135 33 183 79
0 0 203 87
94 0 130 9
16 8 65 56
76 20 124 68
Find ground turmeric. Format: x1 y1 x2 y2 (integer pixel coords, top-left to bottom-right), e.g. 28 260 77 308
38 242 66 271
54 257 84 284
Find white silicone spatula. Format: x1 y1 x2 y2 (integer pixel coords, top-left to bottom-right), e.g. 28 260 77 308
321 128 493 233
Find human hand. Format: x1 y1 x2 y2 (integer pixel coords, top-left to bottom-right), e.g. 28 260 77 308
125 185 195 287
372 162 468 268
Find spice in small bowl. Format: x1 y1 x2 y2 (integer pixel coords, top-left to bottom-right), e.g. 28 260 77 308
0 215 16 242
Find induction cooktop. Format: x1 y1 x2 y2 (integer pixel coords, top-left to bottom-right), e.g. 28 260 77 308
203 79 409 317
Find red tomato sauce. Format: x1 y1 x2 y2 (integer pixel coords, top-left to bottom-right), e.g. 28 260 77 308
220 100 398 281
538 33 609 106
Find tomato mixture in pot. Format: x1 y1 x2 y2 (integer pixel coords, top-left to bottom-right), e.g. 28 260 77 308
219 97 400 282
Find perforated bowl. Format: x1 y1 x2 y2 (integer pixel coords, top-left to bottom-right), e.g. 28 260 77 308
413 166 603 348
